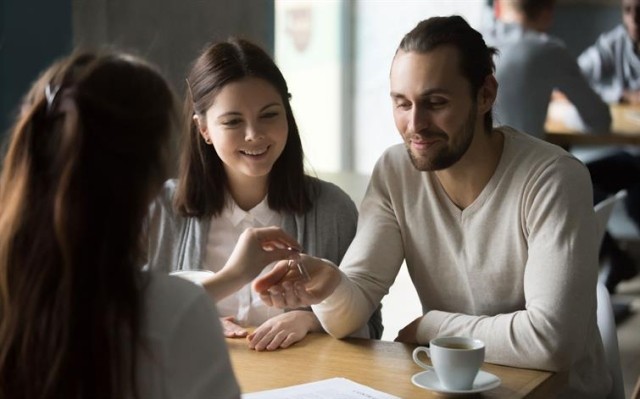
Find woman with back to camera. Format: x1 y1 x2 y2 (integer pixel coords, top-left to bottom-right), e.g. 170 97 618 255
0 50 300 399
145 38 383 350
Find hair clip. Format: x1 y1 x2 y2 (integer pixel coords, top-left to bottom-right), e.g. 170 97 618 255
45 83 61 111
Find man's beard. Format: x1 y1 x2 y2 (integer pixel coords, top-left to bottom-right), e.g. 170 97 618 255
406 104 476 171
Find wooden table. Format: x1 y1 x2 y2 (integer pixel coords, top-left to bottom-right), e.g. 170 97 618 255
545 103 640 148
227 333 566 398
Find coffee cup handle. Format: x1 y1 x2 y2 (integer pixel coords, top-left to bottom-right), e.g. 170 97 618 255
412 346 434 370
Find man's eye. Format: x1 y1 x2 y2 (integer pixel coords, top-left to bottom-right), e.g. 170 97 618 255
395 102 411 109
427 100 447 108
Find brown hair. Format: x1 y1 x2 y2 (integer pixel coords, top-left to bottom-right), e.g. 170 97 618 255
175 38 311 217
397 16 498 132
0 51 176 399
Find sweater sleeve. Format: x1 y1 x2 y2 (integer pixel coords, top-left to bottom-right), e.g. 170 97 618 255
299 179 383 339
418 157 600 372
312 156 406 338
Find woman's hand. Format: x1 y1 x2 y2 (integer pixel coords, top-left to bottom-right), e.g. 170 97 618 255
202 226 301 302
224 226 301 281
221 316 248 338
252 254 342 308
247 310 321 351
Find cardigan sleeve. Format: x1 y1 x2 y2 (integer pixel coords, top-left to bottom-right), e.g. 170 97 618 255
144 179 200 273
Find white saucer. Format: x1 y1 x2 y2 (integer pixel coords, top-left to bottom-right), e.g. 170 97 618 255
411 369 501 395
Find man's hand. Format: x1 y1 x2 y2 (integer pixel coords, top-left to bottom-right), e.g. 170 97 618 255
252 254 342 308
224 226 301 282
202 226 302 302
394 316 424 344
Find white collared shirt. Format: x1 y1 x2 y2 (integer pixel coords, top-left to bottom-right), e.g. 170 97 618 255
202 197 284 326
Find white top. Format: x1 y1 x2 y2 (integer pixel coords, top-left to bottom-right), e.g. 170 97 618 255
137 273 240 399
203 197 284 326
312 127 610 398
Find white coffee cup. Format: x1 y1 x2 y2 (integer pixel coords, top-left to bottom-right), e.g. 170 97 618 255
412 336 485 391
170 270 215 286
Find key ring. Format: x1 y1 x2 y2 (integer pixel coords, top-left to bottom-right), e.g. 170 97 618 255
287 255 310 281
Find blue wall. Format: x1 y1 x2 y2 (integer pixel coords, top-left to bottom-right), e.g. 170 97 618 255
0 0 72 141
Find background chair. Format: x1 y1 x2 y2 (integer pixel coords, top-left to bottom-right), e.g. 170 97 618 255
594 190 628 243
594 190 627 399
597 280 626 399
595 189 634 295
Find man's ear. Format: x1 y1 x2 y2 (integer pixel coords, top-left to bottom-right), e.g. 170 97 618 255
193 114 211 144
477 75 498 115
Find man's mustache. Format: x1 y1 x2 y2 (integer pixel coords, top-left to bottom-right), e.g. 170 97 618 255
410 130 448 141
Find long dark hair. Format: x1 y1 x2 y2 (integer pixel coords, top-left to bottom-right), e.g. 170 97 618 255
0 51 176 399
176 37 311 217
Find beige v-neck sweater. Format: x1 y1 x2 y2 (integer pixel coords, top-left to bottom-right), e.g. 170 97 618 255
313 127 610 398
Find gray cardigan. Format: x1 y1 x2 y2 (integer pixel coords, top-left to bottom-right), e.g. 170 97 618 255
145 177 383 339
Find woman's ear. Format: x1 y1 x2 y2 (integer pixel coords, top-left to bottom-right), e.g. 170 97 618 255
193 114 212 144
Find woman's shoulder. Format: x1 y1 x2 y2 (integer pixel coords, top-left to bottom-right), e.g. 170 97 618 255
144 272 206 305
137 273 240 398
299 176 358 226
141 272 213 328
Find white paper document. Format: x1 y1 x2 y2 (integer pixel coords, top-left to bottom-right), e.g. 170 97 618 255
241 377 401 399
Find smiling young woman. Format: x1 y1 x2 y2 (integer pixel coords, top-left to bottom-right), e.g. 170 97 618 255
143 38 383 351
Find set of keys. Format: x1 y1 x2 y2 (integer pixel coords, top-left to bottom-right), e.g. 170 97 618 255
287 247 310 281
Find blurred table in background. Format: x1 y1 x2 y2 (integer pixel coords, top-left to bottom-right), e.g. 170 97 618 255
545 103 640 149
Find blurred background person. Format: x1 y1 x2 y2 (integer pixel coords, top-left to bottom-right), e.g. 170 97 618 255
484 0 611 138
578 0 640 292
579 0 640 104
